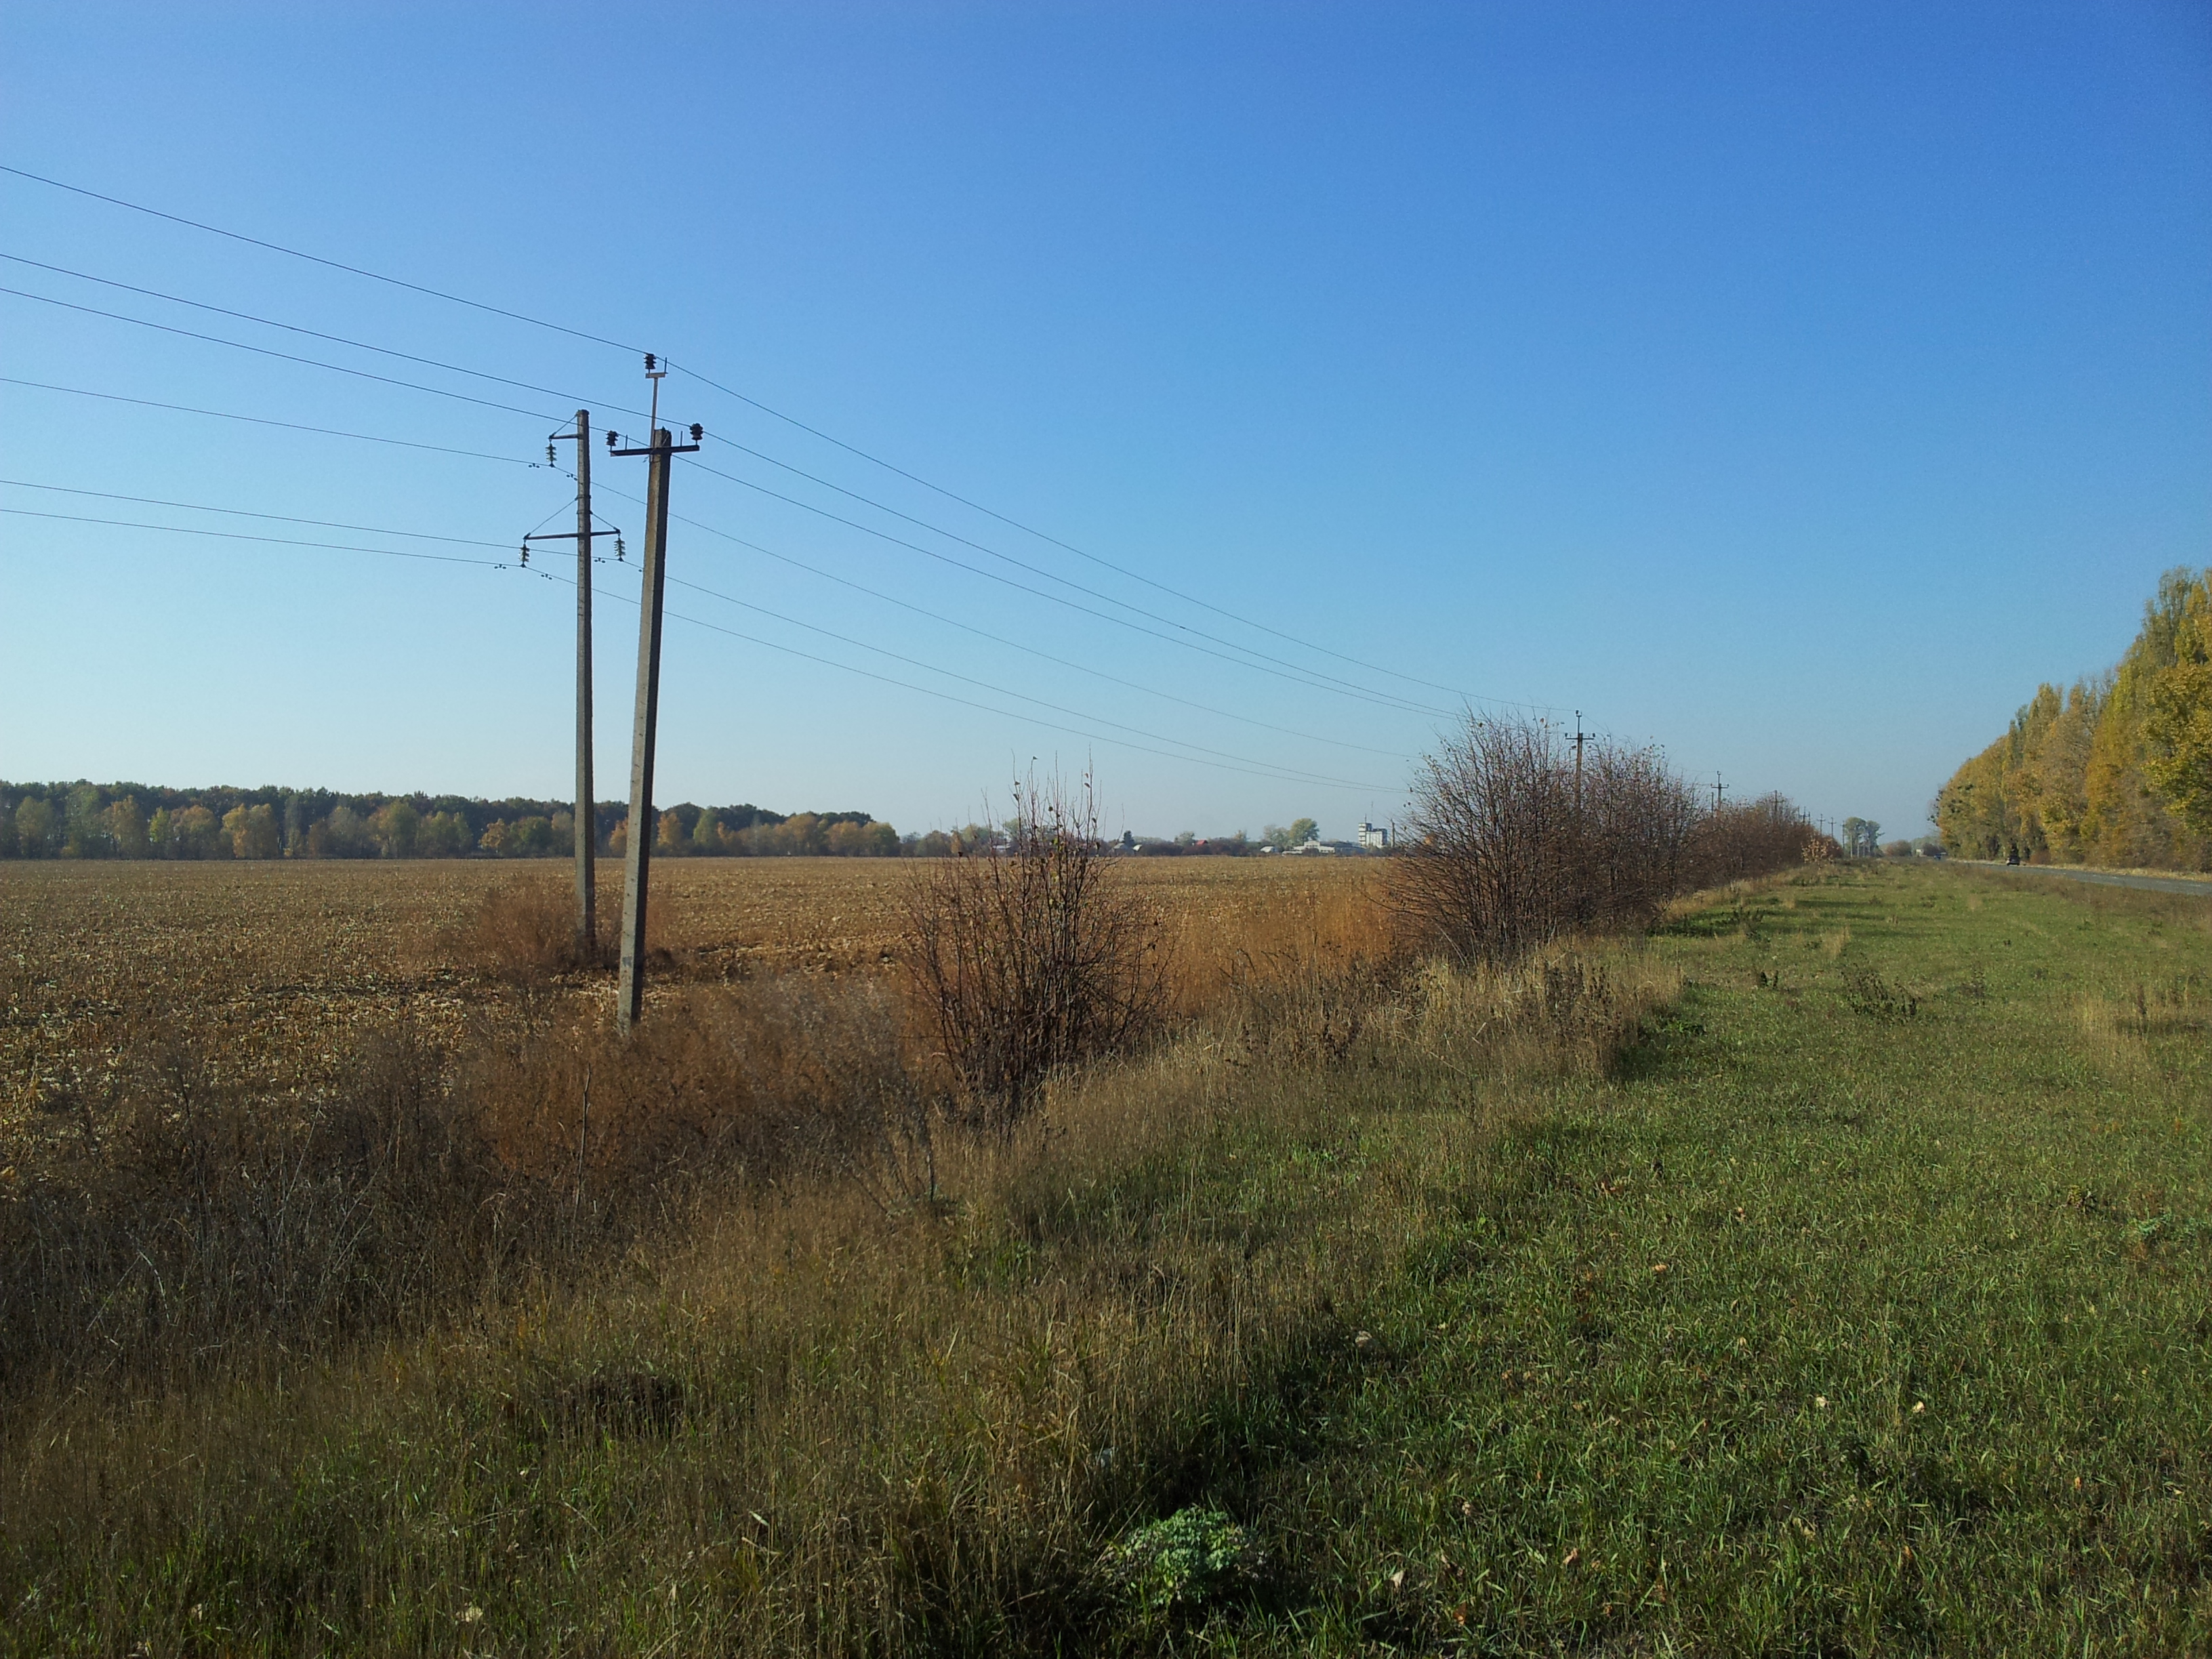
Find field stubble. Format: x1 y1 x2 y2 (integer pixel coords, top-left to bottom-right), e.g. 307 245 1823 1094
0 856 1379 1125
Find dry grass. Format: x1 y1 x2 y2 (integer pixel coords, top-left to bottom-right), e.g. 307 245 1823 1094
0 924 1519 1652
0 851 1608 1652
1406 941 1683 1078
2074 977 2212 1044
0 970 945 1395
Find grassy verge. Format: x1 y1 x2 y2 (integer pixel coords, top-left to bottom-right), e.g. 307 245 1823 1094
3 863 2209 1653
1222 862 2212 1654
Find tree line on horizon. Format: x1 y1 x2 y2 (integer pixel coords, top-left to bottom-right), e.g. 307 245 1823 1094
0 781 916 862
1938 567 2212 869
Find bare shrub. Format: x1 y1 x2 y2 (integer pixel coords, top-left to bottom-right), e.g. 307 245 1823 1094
1391 714 1824 964
1578 738 1708 925
901 775 1167 1127
1686 794 1834 886
1389 715 1702 963
447 876 605 981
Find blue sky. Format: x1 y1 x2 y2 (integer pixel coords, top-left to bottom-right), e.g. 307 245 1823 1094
2 2 2206 842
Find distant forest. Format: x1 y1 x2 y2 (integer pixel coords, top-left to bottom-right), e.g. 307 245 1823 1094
1939 567 2212 870
0 782 923 861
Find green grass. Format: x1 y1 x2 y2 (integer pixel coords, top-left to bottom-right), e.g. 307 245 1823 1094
4 863 2209 1654
1214 863 2212 1654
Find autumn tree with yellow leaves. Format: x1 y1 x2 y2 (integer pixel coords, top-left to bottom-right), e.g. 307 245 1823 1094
1938 569 2212 869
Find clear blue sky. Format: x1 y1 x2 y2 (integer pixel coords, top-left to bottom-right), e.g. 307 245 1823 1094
3 2 2207 842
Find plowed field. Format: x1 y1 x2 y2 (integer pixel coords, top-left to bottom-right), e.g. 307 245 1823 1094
0 855 1378 1120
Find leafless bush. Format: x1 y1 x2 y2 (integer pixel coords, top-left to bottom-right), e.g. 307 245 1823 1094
901 774 1168 1128
1389 715 1702 962
1686 793 1832 886
446 876 607 981
1578 739 1708 925
1389 715 1825 964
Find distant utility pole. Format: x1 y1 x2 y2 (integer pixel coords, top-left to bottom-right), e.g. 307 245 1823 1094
527 411 621 956
1573 711 1587 811
609 356 701 1035
1713 773 1727 813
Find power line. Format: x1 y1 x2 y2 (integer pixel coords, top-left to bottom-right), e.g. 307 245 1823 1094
677 454 1457 718
0 386 1416 764
0 505 507 568
3 260 1428 719
661 571 1390 792
0 478 516 550
0 249 1491 718
4 484 1391 788
538 463 1416 762
674 361 1539 710
1 162 1535 714
0 285 559 424
617 579 1393 796
655 502 1411 761
0 376 535 464
0 386 1408 758
692 430 1492 712
0 162 642 354
0 251 684 435
3 253 627 420
2 367 1422 757
0 250 1391 716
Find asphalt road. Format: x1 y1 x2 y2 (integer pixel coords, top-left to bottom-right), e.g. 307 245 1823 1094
1965 861 2212 898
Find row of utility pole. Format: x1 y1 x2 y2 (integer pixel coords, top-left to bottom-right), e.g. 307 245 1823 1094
525 356 699 1035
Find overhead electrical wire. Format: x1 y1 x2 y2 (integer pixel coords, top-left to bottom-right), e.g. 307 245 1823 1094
9 266 1452 719
0 505 506 568
0 285 565 424
687 432 1479 710
1 250 1435 716
0 383 1395 758
2 248 1478 723
552 567 1391 796
4 270 1443 717
676 455 1454 718
0 477 518 550
0 251 680 434
0 243 1514 715
0 497 1385 793
657 504 1412 761
659 569 1390 792
517 465 1412 762
0 382 1403 757
671 361 1521 708
0 162 1538 712
0 376 536 464
1 480 1391 789
0 162 641 355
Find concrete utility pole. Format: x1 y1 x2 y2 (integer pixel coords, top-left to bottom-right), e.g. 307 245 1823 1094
527 411 621 957
1573 712 1587 811
1713 773 1727 813
574 413 593 955
609 356 701 1034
